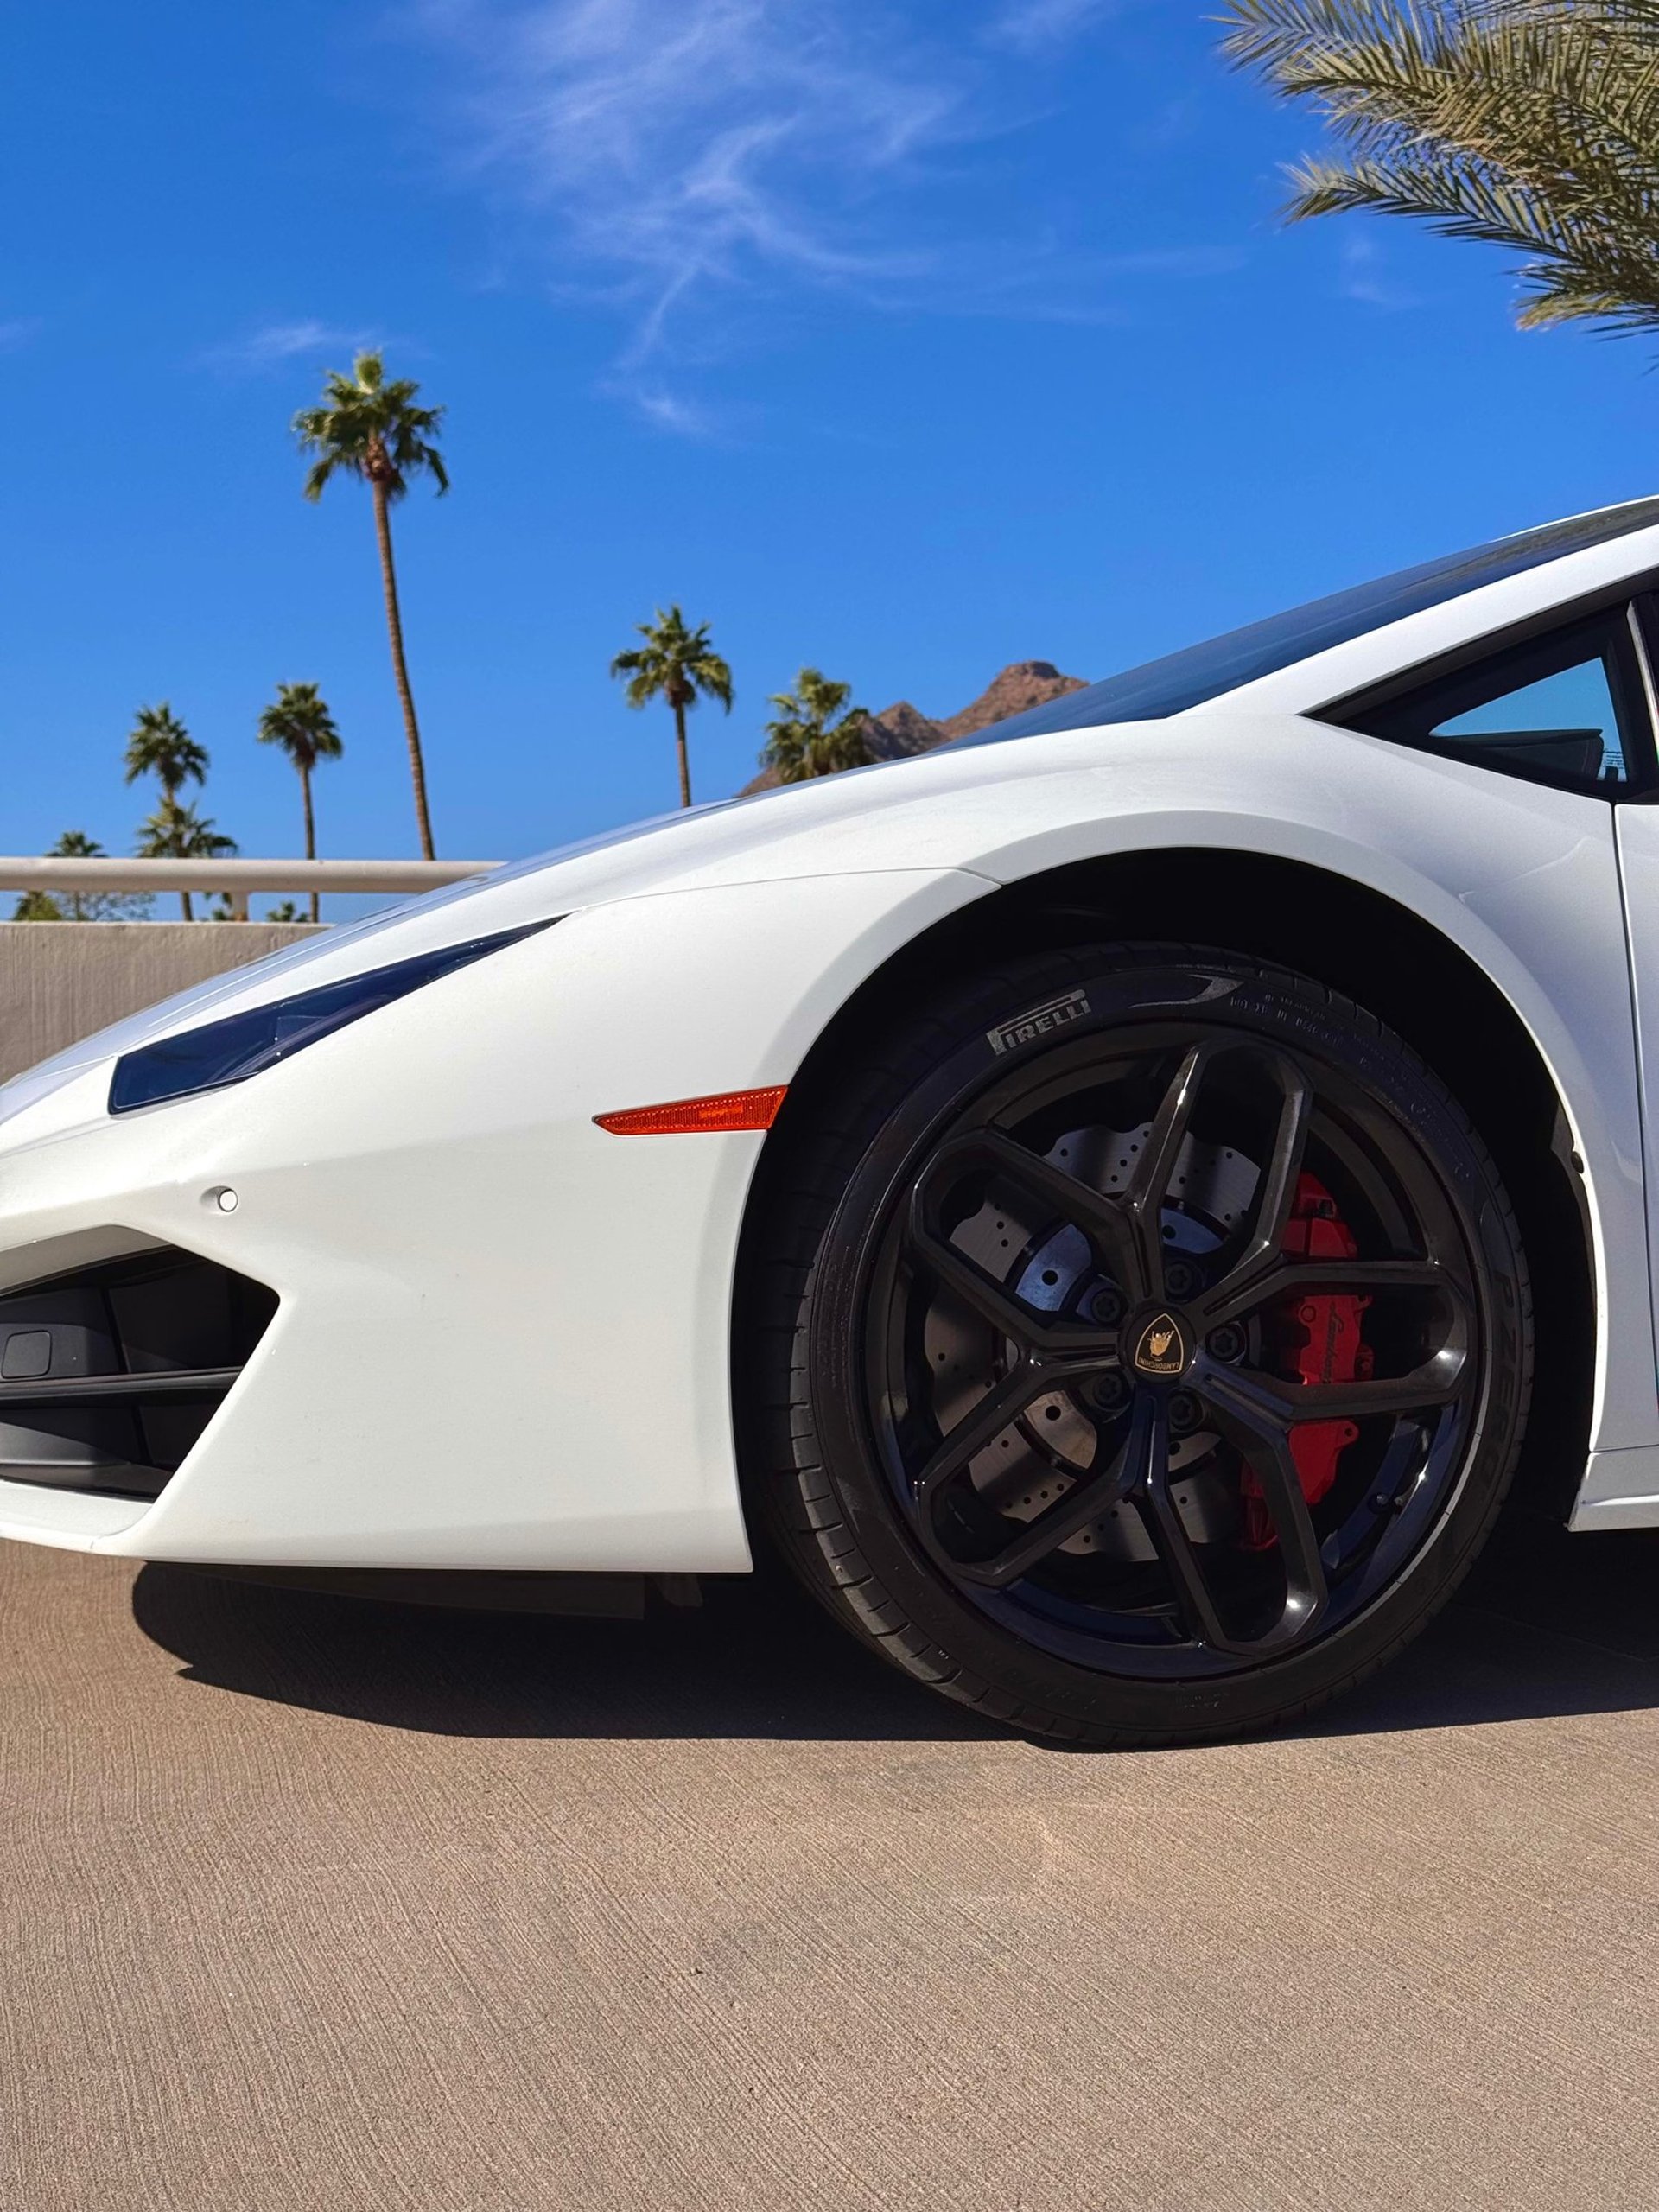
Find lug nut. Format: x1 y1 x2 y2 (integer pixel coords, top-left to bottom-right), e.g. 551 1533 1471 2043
1168 1391 1204 1436
1090 1373 1131 1417
1206 1322 1246 1365
1165 1260 1201 1300
1090 1284 1125 1326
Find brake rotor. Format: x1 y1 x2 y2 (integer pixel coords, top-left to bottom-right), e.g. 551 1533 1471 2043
922 1121 1261 1561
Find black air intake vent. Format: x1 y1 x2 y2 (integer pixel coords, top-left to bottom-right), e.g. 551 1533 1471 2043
0 1249 277 1502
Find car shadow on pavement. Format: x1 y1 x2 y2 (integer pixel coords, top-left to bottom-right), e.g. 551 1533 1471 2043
131 1553 1003 1742
1311 1514 1659 1739
130 1515 1659 1745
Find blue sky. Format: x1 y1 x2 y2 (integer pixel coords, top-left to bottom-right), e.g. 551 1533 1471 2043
4 0 1655 893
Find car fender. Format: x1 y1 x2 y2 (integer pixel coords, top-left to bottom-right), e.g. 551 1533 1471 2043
709 715 1648 1465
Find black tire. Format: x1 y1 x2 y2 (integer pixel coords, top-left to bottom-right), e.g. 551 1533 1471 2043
741 944 1533 1747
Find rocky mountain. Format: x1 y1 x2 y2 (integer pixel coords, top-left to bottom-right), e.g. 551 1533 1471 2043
741 660 1087 794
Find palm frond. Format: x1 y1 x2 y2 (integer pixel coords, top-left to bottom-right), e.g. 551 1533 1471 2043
258 682 344 770
1219 1 1461 82
301 453 342 502
293 353 448 501
134 799 238 862
124 703 209 795
610 608 732 713
760 666 872 780
1222 0 1659 342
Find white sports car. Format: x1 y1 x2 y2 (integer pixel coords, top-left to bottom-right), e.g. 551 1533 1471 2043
7 499 1659 1745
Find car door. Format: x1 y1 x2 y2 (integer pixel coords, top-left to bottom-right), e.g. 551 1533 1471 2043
1610 599 1659 1420
1332 590 1659 1484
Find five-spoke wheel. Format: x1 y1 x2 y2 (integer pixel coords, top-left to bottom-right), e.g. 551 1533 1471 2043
749 948 1530 1744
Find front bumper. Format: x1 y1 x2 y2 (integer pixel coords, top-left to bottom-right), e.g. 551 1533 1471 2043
0 868 984 1570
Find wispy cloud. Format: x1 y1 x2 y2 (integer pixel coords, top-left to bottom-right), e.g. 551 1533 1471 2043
404 0 1230 429
1339 236 1420 313
984 0 1120 53
629 385 724 438
0 315 44 353
1134 94 1201 149
202 319 378 373
418 0 960 372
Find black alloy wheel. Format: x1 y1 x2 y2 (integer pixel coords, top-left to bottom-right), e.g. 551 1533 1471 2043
744 945 1532 1746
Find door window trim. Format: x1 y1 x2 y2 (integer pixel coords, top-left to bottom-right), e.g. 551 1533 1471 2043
1316 574 1659 800
1624 594 1659 803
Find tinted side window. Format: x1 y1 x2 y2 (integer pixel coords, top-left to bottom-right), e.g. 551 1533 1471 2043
1331 609 1649 793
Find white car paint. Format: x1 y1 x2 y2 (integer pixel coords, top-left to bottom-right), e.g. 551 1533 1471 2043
3 501 1659 1567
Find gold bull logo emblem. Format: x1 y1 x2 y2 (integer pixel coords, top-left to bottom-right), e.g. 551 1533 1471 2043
1133 1313 1186 1377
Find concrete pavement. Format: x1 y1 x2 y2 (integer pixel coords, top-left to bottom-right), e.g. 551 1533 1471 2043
3 1517 1659 2210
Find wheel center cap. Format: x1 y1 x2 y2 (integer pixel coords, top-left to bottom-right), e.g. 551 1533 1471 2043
1127 1306 1193 1383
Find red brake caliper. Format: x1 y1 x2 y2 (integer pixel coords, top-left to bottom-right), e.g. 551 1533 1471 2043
1238 1172 1373 1550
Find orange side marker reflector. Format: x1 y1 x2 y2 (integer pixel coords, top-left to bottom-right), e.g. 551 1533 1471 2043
594 1085 788 1136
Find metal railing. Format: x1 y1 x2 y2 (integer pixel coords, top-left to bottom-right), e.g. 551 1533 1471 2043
0 858 500 920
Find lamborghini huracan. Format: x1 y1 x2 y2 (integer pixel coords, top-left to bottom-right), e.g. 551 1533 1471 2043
5 496 1659 1745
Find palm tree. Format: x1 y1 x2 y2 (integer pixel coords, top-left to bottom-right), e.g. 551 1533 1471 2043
135 800 237 922
14 832 88 921
124 705 212 919
760 669 875 782
1220 3 1659 340
610 606 734 808
257 682 343 922
16 831 155 924
294 352 448 859
124 702 207 809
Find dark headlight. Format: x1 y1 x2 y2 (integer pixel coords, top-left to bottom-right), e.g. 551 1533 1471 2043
109 921 554 1115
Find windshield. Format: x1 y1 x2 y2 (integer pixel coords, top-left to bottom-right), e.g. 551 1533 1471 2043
955 499 1659 747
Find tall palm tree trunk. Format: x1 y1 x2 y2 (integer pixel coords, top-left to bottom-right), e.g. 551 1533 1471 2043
301 763 319 924
672 696 692 810
163 773 193 920
372 480 437 860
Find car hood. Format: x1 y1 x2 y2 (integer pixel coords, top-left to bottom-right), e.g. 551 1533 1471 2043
0 709 1386 1111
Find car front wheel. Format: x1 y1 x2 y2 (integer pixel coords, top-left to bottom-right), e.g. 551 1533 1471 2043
743 944 1532 1747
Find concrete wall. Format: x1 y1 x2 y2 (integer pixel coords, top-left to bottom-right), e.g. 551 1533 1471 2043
0 923 324 1084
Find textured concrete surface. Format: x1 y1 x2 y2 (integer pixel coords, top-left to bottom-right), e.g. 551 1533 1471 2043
0 923 322 1083
4 1518 1659 2212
